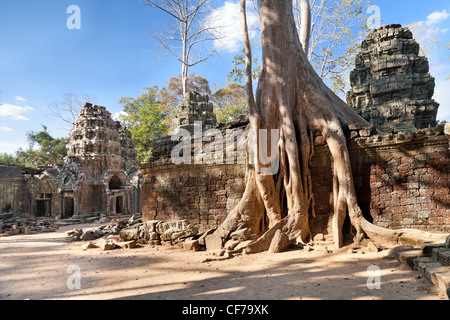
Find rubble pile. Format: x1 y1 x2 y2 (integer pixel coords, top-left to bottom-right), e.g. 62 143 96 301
0 214 58 236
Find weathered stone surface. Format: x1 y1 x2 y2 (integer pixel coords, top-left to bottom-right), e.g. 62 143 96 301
422 243 446 257
197 229 216 246
115 240 137 249
81 242 98 250
234 239 256 251
347 24 439 132
97 239 116 251
205 233 223 251
224 239 240 250
120 227 139 241
230 228 251 241
156 220 190 235
172 91 217 134
183 239 201 252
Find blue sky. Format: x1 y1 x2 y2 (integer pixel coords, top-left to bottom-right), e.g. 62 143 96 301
0 0 449 154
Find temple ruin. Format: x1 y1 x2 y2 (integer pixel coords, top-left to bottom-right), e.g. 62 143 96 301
140 24 450 238
0 24 448 241
347 24 439 132
0 103 141 221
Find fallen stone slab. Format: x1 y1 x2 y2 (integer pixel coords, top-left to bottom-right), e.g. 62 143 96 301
81 242 98 250
421 243 446 257
115 240 138 249
224 239 240 250
156 220 190 235
183 239 201 252
97 239 116 251
197 229 216 246
119 227 139 241
230 228 251 241
205 233 223 251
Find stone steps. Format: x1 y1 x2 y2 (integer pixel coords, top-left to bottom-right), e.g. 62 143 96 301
392 236 450 299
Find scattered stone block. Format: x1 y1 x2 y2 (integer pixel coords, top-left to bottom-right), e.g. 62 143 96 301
197 229 216 246
120 227 139 241
81 230 97 241
205 233 223 251
234 239 255 251
81 242 98 250
115 240 138 249
421 243 446 257
97 239 116 251
230 228 251 241
224 239 240 250
183 239 201 252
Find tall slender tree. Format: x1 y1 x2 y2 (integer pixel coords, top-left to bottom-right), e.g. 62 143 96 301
144 0 221 95
210 0 446 254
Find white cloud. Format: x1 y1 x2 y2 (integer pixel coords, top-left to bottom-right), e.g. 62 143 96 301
0 140 27 154
0 104 33 121
207 1 259 53
14 96 27 102
113 111 128 121
0 125 13 132
425 10 450 26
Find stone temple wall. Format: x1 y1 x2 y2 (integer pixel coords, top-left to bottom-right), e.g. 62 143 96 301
140 124 450 236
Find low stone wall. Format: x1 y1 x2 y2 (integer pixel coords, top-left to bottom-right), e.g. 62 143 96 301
140 128 450 236
140 164 246 232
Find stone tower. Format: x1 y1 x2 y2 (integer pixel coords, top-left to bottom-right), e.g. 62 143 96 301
173 91 217 133
58 103 140 219
347 24 439 132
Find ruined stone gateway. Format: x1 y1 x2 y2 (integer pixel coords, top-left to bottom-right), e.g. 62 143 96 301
0 103 141 220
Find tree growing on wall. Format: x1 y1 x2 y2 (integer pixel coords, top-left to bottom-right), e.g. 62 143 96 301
118 87 169 164
144 0 221 95
210 0 447 254
228 0 371 97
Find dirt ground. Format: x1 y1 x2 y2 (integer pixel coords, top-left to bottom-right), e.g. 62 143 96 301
0 223 445 301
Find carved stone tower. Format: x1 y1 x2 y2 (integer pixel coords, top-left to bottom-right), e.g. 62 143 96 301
58 103 140 219
173 91 217 133
347 24 439 132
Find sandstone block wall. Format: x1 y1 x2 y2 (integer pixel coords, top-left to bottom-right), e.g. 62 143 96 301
140 164 246 232
140 129 450 236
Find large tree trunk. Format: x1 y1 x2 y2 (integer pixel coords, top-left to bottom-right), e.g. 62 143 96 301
212 0 448 254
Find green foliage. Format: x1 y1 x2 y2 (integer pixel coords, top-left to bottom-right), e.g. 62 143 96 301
0 153 18 165
118 87 169 164
211 83 248 124
227 48 261 84
158 73 212 129
14 125 68 167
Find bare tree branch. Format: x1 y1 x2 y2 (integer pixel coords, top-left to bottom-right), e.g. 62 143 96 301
144 0 221 94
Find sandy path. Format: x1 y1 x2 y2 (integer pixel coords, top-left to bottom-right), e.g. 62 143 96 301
0 223 443 300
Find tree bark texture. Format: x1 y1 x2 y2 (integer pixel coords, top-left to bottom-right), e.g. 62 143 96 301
212 0 448 254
